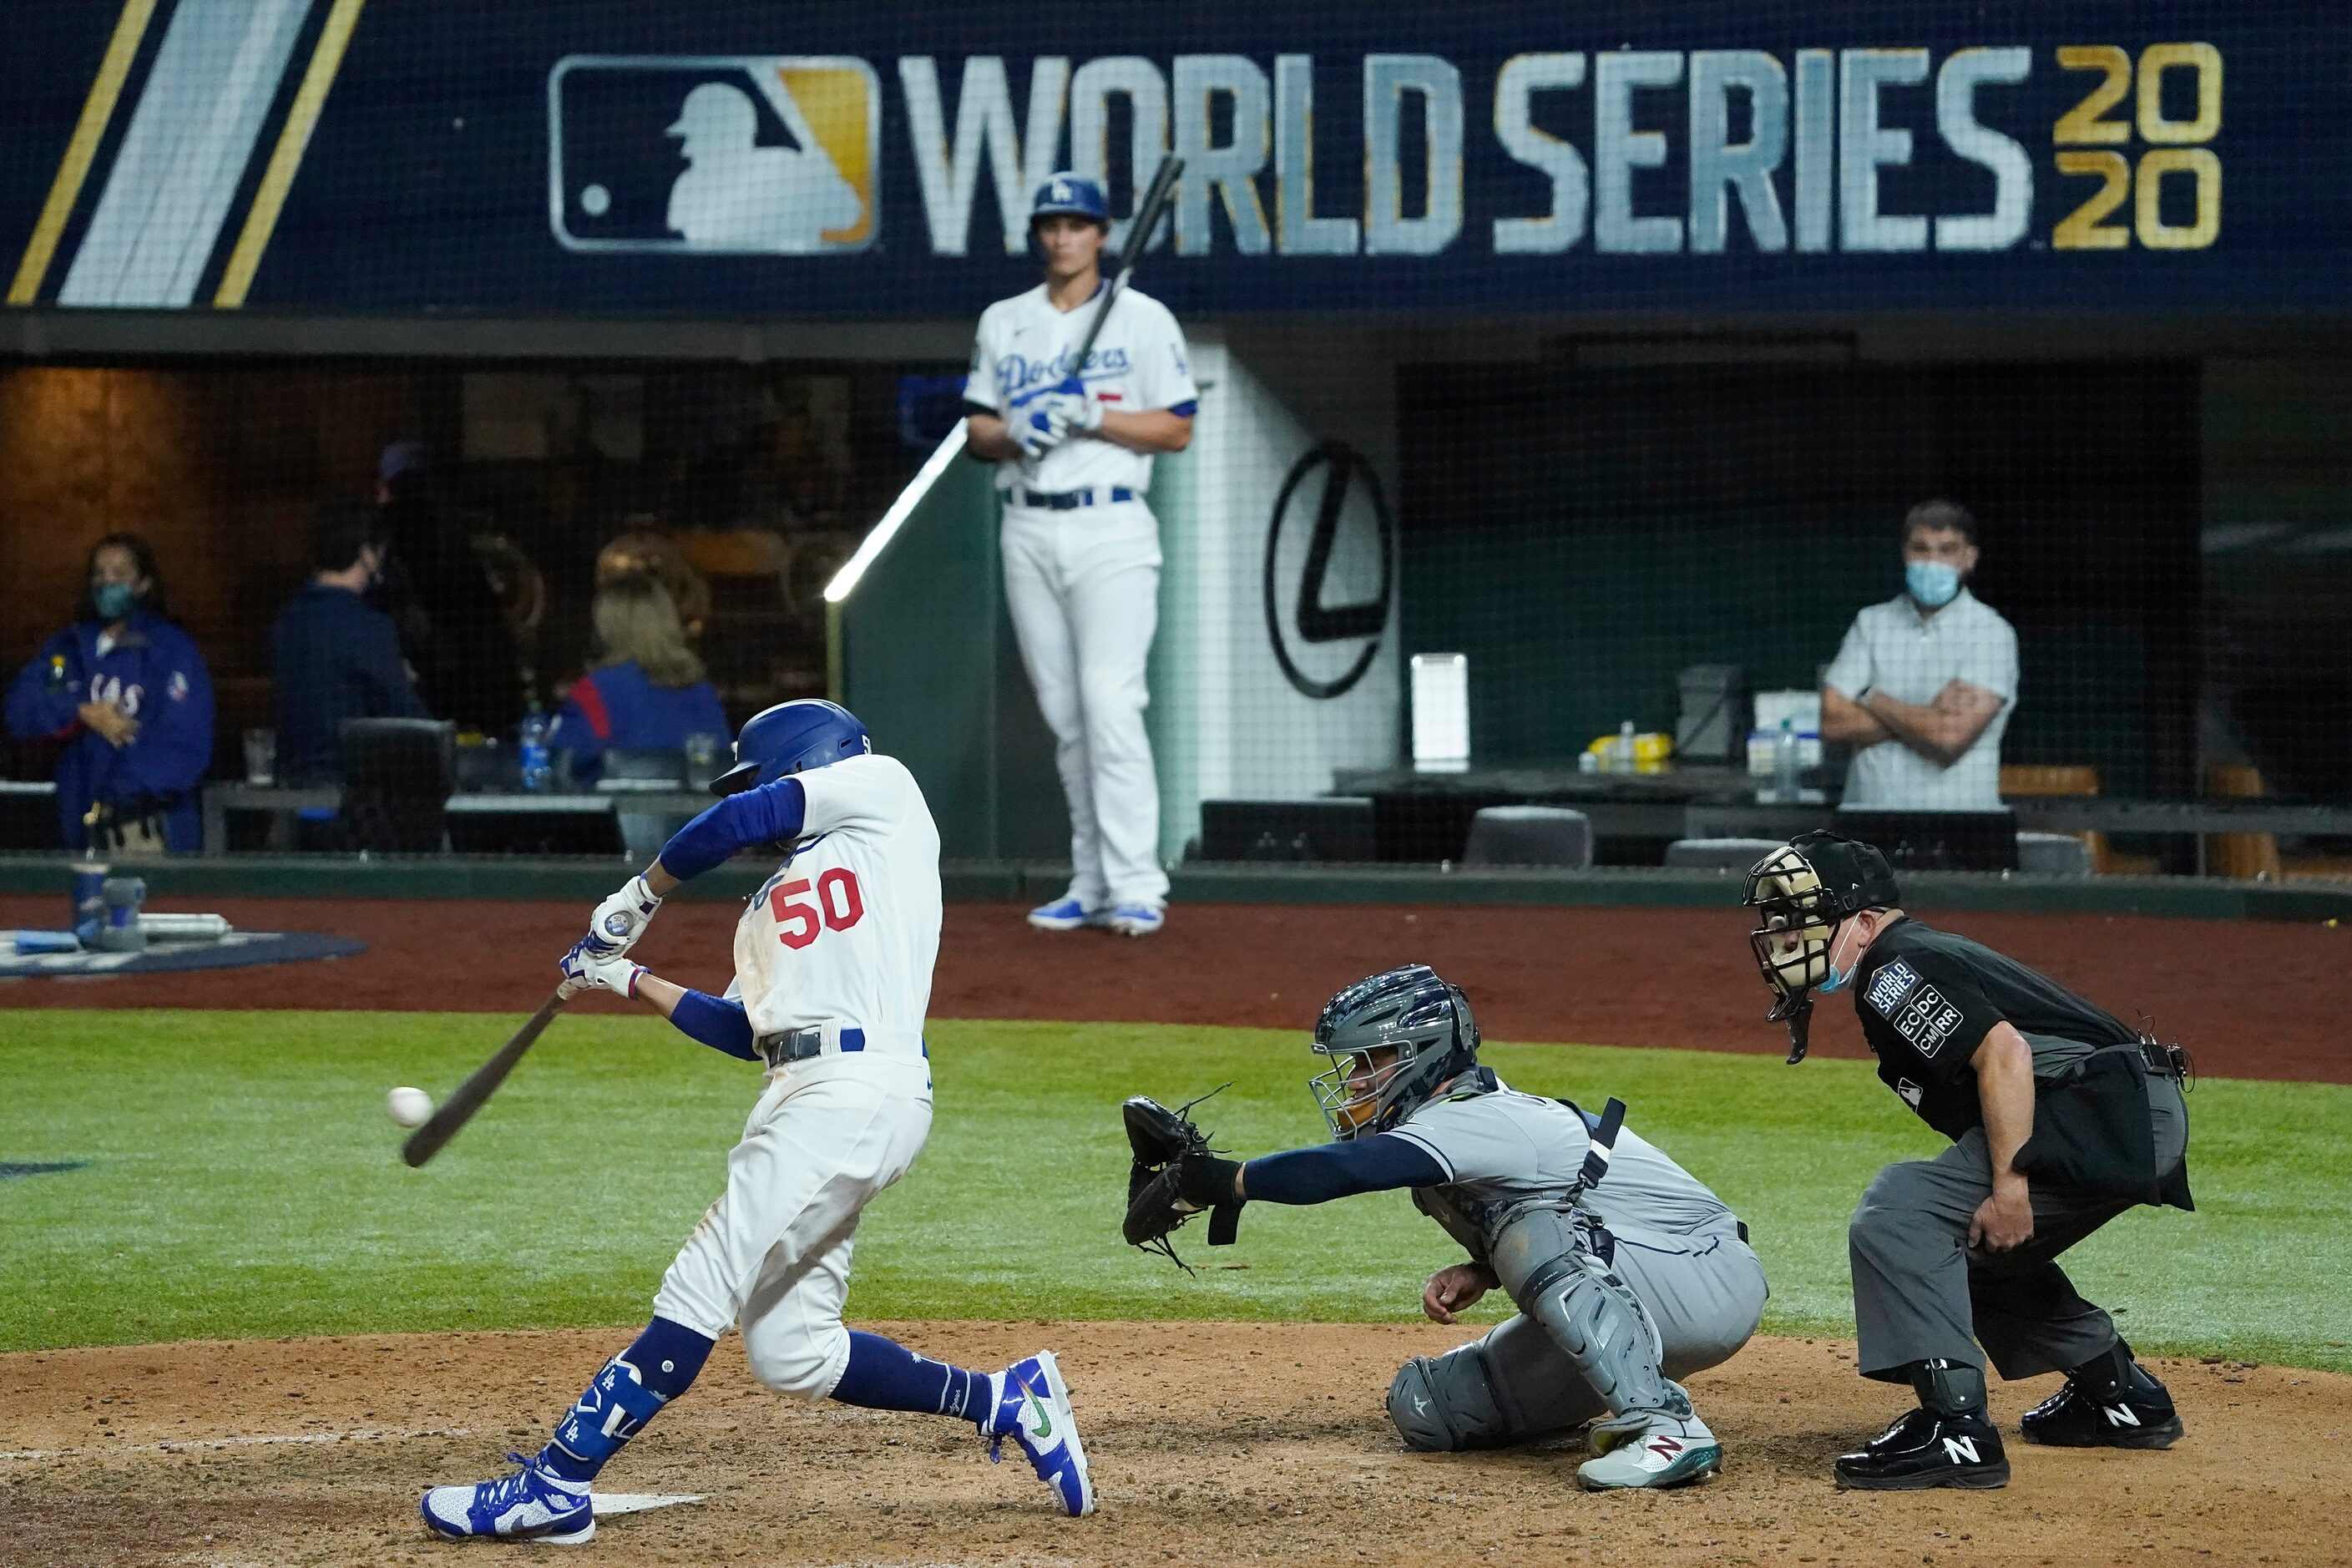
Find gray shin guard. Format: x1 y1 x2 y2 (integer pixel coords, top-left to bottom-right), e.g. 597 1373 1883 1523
1492 1211 1686 1419
1388 1343 1516 1452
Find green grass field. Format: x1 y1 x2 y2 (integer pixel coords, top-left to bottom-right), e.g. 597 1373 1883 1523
3 1010 2346 1370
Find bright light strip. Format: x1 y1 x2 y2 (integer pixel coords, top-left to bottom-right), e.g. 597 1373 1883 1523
823 417 969 604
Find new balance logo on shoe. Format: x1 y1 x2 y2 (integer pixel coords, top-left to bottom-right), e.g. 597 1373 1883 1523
1647 1436 1685 1459
1942 1435 1980 1464
2104 1404 2141 1427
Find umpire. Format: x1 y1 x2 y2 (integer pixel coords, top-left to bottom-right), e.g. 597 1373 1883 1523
1742 832 2192 1490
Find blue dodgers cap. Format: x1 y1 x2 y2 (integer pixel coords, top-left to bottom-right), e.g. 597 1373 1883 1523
1031 171 1109 225
378 439 429 484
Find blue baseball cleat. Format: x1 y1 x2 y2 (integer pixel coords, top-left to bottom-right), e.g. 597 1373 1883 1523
982 1351 1095 1516
1103 903 1163 938
420 1452 594 1544
1026 897 1093 932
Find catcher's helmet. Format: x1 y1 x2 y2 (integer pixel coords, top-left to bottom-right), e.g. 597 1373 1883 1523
1308 964 1479 1140
1741 832 1900 1059
711 698 871 796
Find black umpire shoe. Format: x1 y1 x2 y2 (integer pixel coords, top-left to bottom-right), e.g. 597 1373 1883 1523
1834 1408 2011 1490
2021 1373 2184 1449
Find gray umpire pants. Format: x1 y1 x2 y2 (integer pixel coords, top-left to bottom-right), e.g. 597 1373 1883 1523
1482 1227 1768 1433
1848 1075 2188 1383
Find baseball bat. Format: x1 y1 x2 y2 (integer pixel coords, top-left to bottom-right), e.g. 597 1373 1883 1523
401 989 568 1168
1070 153 1185 373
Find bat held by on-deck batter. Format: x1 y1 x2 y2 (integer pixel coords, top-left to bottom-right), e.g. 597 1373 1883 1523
1068 153 1184 374
401 989 568 1167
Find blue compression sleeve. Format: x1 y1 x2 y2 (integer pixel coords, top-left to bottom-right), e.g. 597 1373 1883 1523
669 989 756 1060
1242 1135 1447 1206
657 776 807 881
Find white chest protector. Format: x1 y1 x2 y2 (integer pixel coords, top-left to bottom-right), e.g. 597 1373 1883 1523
730 753 942 1066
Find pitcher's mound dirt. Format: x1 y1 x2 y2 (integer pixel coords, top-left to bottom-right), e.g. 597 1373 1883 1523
4 1323 2345 1568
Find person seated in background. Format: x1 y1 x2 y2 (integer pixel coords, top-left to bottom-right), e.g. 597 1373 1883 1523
375 439 524 738
549 575 728 785
5 533 214 855
271 500 429 786
1820 499 2018 811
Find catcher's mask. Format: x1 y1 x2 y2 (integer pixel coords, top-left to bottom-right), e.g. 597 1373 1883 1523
1741 832 1899 1063
1308 964 1478 1140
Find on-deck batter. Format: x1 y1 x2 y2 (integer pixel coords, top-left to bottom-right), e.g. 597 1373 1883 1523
419 699 1093 1544
963 172 1197 938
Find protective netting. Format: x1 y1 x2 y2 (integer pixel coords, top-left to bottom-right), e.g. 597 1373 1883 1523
0 3 2344 875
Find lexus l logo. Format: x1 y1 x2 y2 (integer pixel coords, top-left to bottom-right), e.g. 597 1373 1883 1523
1262 440 1395 701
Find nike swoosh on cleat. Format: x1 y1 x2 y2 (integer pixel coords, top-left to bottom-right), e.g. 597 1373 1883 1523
1016 1375 1054 1440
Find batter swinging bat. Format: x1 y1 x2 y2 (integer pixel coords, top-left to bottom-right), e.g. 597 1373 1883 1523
1069 154 1184 374
401 989 568 1167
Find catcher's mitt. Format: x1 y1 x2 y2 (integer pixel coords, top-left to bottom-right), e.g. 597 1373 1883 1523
1122 1085 1244 1271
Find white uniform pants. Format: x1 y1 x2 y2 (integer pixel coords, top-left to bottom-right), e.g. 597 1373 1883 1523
653 1060 933 1400
1000 500 1167 909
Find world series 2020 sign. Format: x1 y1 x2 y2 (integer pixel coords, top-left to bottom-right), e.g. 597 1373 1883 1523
2 2 2342 316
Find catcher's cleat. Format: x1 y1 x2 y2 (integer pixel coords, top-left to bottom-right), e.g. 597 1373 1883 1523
2020 1371 2183 1449
1834 1408 2010 1491
1577 1409 1723 1490
420 1452 594 1543
981 1351 1095 1517
1027 896 1094 932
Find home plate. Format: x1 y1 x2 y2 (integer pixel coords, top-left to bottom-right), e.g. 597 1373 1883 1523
592 1493 706 1519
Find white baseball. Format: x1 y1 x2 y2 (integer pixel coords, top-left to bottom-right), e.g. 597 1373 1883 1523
386 1086 433 1129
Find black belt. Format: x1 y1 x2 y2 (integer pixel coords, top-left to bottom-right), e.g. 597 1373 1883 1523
756 1025 866 1068
1017 486 1136 509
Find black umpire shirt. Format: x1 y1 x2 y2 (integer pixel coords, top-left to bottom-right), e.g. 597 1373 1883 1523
1849 918 2139 1141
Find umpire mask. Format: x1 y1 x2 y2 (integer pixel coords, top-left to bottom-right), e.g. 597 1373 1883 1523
1308 965 1479 1140
1742 833 1899 1062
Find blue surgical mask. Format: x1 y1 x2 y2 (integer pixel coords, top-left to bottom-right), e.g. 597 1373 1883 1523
1816 921 1860 993
92 581 135 622
1905 559 1961 609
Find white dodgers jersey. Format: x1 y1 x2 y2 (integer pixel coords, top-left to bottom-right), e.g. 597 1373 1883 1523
965 282 1198 496
731 753 942 1071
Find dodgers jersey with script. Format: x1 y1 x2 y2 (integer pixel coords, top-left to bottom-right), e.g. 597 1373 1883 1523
731 753 943 1066
1387 1075 1741 1253
965 283 1199 496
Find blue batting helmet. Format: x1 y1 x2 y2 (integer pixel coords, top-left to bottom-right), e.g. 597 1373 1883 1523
1031 171 1109 226
711 699 871 796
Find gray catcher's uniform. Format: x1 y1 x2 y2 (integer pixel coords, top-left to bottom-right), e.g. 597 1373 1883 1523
1385 1073 1768 1450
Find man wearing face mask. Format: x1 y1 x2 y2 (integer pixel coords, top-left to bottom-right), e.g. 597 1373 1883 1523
1820 500 2017 810
270 500 430 786
1741 832 2193 1491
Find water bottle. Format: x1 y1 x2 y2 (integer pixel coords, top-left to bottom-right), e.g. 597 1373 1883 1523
1773 717 1801 803
1615 720 1637 774
519 706 551 793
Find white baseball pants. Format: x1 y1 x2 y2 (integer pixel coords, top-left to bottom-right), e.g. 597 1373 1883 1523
1000 500 1168 911
652 1060 933 1399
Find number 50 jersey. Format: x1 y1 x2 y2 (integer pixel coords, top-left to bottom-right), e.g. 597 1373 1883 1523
732 752 943 1068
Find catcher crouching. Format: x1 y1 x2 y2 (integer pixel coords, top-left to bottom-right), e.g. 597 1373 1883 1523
1125 964 1767 1490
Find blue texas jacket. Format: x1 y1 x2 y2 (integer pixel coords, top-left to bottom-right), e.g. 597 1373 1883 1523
6 613 215 852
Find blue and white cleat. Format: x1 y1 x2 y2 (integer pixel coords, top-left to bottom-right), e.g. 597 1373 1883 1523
1102 903 1164 938
420 1452 594 1544
1027 897 1093 933
983 1351 1095 1516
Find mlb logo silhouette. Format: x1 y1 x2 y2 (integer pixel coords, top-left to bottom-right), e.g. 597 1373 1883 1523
549 56 878 253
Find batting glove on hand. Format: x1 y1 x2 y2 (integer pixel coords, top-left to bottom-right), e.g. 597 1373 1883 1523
559 938 644 1001
1011 400 1065 463
1039 378 1103 440
584 873 662 959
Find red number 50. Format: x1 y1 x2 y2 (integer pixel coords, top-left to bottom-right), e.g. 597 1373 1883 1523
770 868 866 949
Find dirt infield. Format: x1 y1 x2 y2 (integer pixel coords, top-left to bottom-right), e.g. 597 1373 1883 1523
4 893 2345 1082
3 1323 2343 1568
